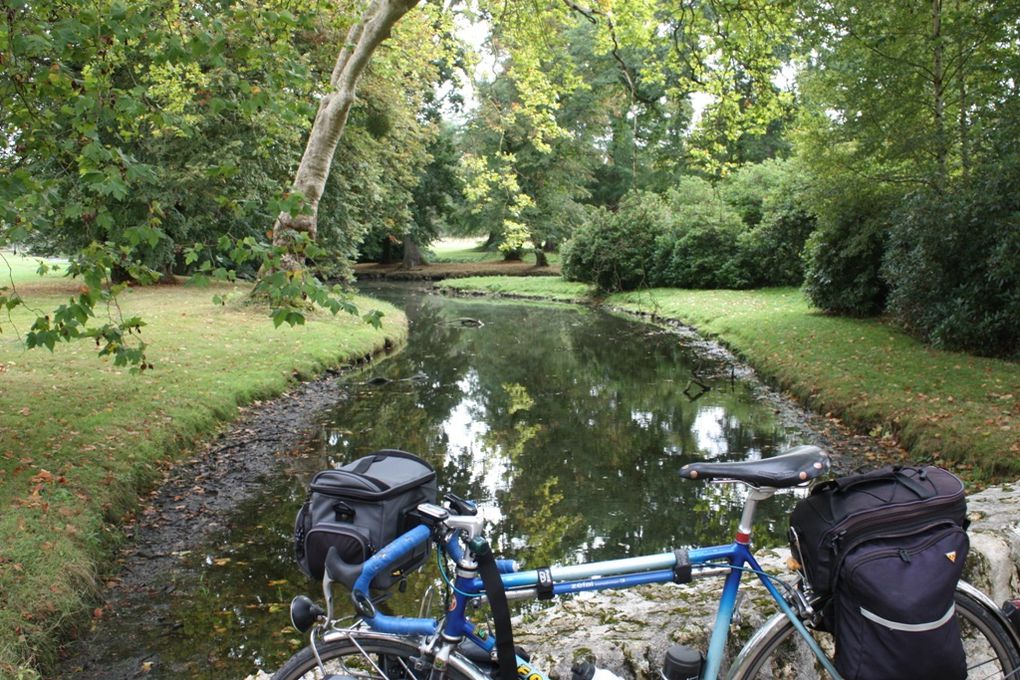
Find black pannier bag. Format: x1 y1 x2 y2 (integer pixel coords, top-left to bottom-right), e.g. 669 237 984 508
294 450 437 588
789 465 969 680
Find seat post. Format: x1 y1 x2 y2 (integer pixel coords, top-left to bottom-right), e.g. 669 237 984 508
735 486 777 545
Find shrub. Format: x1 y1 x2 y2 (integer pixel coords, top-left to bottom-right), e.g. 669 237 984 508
651 178 748 289
561 191 670 292
802 217 888 316
736 161 817 287
883 170 1020 357
801 181 894 316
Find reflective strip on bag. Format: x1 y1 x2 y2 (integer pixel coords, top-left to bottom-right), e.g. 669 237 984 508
858 604 956 632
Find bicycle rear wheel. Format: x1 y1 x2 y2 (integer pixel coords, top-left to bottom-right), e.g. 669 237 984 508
271 630 485 680
730 586 1020 679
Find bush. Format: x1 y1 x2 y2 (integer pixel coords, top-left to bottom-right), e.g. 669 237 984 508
736 162 817 287
561 191 670 291
651 178 747 288
802 183 893 316
883 171 1020 357
802 218 888 316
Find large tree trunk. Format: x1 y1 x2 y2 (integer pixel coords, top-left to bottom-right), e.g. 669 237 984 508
271 0 420 268
402 233 424 268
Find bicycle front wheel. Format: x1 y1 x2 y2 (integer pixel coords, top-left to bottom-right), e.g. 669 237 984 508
730 586 1020 679
271 630 486 680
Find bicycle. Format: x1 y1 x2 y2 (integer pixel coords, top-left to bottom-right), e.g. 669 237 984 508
273 446 1020 680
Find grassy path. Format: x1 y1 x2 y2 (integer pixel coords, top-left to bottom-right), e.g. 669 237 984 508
0 255 407 675
439 277 1020 480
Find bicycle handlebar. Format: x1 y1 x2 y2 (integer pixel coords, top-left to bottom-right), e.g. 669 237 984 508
327 511 521 636
347 524 438 635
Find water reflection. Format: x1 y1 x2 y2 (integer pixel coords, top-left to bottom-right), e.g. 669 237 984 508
312 286 809 565
64 285 820 679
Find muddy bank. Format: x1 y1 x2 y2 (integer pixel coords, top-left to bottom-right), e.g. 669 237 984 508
56 360 383 678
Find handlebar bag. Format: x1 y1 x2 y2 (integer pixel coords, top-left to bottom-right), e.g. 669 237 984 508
789 465 969 680
294 449 437 588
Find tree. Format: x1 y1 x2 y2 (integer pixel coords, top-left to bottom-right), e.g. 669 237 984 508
794 0 1019 191
3 0 802 365
793 0 1020 345
268 0 421 265
406 124 465 267
280 0 799 259
1 0 329 365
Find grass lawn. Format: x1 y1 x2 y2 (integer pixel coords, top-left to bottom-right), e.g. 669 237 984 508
439 276 590 302
0 253 407 675
437 278 1020 481
427 238 561 266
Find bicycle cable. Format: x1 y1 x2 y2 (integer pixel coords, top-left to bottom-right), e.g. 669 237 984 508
437 546 485 598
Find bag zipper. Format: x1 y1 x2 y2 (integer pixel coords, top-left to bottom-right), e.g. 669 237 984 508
830 520 962 591
310 468 437 499
844 524 962 578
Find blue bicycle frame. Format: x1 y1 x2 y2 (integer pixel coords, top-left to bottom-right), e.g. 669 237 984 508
348 517 839 680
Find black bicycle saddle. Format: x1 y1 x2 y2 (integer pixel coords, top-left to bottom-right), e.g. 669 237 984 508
679 445 830 487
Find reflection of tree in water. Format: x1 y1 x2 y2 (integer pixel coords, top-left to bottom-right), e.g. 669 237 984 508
137 289 817 678
315 292 805 564
453 307 800 561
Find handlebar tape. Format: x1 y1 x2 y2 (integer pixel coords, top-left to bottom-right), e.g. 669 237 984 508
349 524 438 635
474 539 517 680
353 524 432 593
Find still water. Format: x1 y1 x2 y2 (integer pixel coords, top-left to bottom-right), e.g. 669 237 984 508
66 284 822 678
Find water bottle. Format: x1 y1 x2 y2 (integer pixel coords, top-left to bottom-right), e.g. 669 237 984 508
571 660 626 680
661 645 703 680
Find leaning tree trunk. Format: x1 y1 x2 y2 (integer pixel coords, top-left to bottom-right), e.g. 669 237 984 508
271 0 421 269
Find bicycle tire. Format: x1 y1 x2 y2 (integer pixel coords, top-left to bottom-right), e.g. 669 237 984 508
271 631 487 680
730 586 1020 679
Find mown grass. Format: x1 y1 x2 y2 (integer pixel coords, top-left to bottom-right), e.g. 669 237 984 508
0 254 407 675
439 276 590 302
427 238 561 266
437 278 1020 481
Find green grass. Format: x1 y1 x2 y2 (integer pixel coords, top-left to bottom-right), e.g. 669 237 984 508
426 238 561 265
438 278 1020 480
439 276 589 302
0 255 407 675
1 251 66 284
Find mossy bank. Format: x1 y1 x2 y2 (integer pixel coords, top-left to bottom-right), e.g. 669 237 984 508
0 257 407 676
439 277 1019 481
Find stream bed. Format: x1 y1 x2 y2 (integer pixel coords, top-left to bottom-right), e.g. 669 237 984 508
59 284 875 679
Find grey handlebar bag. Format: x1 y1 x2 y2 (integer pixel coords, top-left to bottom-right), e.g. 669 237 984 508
294 449 437 588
